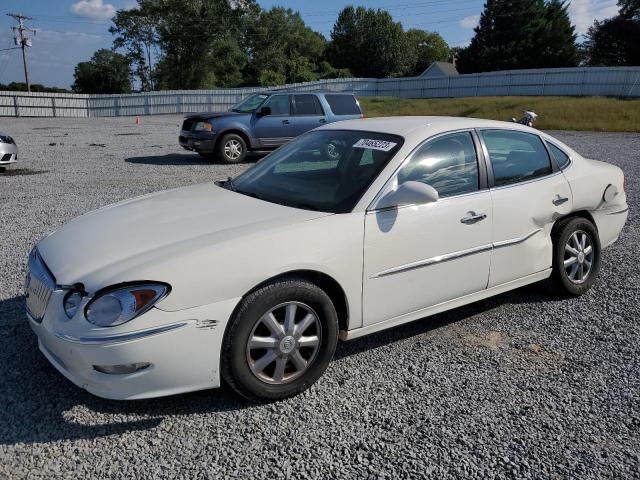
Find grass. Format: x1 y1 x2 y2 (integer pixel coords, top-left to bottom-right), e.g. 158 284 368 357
359 96 640 132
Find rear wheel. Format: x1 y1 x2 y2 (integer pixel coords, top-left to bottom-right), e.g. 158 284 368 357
551 216 601 296
221 277 338 401
217 133 247 164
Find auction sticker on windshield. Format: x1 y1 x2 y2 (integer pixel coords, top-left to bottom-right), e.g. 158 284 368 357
353 139 398 151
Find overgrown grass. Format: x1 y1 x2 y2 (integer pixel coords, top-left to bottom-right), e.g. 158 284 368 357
359 96 640 132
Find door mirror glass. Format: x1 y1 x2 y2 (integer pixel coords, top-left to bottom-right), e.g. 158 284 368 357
257 106 271 118
376 181 439 210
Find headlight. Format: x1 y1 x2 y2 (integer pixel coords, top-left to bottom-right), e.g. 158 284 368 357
85 283 169 327
193 121 213 132
0 135 14 144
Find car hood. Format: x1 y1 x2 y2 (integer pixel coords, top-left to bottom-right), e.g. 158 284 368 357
38 183 329 290
185 111 250 121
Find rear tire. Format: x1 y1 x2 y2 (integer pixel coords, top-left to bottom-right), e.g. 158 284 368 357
217 133 247 164
551 216 601 296
221 277 338 402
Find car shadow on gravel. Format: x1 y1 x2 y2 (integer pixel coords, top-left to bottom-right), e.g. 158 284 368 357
0 282 562 445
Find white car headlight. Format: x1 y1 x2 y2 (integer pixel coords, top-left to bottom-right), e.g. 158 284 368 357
85 283 169 327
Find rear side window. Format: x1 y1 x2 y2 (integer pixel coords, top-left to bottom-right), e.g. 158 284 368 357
481 130 552 187
397 131 479 198
294 95 324 116
547 142 571 169
325 95 361 115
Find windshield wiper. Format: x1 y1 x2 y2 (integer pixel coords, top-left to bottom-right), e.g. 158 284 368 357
217 177 236 191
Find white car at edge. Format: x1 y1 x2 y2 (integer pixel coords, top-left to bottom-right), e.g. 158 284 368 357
26 117 629 401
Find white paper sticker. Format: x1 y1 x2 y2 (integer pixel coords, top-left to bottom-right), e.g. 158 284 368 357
353 138 397 152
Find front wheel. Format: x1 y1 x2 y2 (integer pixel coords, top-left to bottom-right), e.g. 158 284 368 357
217 133 247 164
551 216 601 296
221 277 338 401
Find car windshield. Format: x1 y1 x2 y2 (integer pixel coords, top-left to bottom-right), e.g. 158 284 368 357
230 130 404 213
231 94 269 113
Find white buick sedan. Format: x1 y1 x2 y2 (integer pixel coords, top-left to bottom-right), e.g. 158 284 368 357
26 117 628 401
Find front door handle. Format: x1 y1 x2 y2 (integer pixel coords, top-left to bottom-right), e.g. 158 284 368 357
553 195 569 206
319 118 327 124
282 119 290 125
460 212 487 224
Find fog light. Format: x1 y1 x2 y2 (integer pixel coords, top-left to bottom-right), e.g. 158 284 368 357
93 362 151 375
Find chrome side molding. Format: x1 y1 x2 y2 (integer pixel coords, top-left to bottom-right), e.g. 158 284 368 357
372 228 543 278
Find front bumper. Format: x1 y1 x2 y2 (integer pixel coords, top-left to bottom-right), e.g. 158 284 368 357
0 142 18 165
28 289 240 400
178 130 219 153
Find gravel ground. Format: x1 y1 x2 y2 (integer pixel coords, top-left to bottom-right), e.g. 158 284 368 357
0 115 638 479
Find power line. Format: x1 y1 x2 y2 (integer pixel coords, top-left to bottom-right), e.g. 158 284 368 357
7 13 36 92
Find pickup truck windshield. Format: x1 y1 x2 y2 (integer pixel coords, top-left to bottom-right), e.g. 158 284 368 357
231 94 269 113
230 130 403 213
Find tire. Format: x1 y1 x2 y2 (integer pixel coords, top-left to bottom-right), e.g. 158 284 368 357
550 216 601 296
217 133 247 164
221 277 339 401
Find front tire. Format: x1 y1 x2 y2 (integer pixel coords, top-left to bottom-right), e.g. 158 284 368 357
217 133 247 164
551 216 601 296
221 277 338 401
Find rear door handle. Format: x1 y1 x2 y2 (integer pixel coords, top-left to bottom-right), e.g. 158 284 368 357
553 195 569 206
319 118 327 124
460 212 487 224
282 119 290 125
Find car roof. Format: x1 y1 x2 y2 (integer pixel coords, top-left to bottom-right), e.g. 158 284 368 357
317 116 542 139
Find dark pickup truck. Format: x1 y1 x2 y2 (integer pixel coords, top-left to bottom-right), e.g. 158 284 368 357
179 91 363 163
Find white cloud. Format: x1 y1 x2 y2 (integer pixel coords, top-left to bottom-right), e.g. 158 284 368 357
568 0 620 35
459 15 480 29
70 0 116 20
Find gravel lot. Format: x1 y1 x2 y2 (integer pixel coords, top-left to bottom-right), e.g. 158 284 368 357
0 115 638 479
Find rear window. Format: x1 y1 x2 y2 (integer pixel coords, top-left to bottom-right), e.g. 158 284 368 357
325 94 361 115
294 95 324 116
547 142 571 169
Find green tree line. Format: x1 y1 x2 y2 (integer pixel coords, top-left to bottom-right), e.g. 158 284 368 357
71 0 639 94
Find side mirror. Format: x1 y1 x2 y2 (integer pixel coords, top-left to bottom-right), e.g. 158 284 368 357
257 106 271 118
375 181 439 210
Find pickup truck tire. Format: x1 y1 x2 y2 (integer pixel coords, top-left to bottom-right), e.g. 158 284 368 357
217 133 247 164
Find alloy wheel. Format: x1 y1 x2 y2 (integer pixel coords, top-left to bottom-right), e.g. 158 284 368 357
224 139 242 160
564 230 594 284
246 302 321 385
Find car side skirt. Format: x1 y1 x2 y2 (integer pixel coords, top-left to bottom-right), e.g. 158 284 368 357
340 269 551 341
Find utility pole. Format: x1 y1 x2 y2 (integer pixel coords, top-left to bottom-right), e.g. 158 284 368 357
7 13 36 93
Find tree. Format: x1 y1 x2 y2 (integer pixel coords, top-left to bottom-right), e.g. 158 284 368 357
147 0 257 89
583 15 640 66
456 0 579 73
405 29 450 76
110 7 158 91
72 49 132 94
245 7 326 86
618 0 640 18
329 6 408 78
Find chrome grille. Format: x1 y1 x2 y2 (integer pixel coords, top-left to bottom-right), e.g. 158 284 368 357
25 249 56 322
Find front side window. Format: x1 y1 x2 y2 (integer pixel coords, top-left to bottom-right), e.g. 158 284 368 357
396 131 479 198
481 130 552 187
294 95 324 116
547 142 571 169
263 95 291 116
232 130 403 213
231 94 268 113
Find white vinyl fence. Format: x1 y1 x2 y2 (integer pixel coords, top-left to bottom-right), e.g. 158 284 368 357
1 66 639 117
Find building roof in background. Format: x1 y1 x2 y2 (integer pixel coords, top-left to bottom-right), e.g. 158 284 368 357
420 62 459 78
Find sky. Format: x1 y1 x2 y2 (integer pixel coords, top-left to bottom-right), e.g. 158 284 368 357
0 0 622 89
